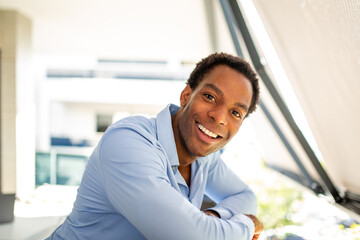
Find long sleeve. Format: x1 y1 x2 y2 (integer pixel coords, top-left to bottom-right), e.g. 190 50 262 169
99 127 255 240
205 151 258 219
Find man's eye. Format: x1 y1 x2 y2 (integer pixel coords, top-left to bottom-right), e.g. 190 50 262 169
204 94 215 101
232 110 242 119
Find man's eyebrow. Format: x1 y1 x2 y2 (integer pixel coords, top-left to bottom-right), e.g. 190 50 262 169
204 83 224 97
235 102 249 112
204 83 249 111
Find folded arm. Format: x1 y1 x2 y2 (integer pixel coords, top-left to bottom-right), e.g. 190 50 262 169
205 152 258 219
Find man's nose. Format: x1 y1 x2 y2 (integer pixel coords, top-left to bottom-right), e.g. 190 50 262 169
208 106 227 125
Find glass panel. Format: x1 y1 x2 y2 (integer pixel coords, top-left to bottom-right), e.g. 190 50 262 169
56 154 88 186
35 152 51 186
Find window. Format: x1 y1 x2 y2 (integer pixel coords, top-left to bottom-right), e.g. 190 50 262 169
96 114 113 132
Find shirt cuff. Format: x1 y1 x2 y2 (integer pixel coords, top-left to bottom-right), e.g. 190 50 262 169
205 207 232 220
229 214 255 238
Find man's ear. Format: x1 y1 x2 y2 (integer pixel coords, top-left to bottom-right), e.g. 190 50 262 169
180 85 192 106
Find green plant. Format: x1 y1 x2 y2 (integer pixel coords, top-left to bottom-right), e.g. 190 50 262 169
256 171 304 229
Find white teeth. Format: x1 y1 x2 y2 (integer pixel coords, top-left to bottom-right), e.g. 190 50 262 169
197 124 218 138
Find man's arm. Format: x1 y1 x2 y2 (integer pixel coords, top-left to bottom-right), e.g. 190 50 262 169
99 127 255 240
204 152 263 239
205 152 258 219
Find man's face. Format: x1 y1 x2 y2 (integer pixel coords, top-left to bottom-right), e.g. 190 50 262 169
175 65 253 162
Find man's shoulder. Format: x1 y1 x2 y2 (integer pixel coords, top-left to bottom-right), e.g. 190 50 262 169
113 115 154 129
104 115 157 143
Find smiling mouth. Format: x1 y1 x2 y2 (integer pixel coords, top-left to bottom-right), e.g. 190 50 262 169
197 123 220 139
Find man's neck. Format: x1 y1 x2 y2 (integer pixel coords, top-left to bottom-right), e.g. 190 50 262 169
178 164 191 187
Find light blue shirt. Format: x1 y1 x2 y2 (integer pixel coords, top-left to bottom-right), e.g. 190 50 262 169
47 104 257 240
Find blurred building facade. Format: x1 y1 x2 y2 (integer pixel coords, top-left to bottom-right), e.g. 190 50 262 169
0 0 237 198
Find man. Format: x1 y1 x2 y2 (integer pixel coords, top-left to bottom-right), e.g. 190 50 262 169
47 52 263 240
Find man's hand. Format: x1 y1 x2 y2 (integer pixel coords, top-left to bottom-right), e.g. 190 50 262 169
204 210 220 218
245 214 263 240
204 211 263 239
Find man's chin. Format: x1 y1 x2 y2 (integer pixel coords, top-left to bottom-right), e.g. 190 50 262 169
192 147 220 158
195 152 208 158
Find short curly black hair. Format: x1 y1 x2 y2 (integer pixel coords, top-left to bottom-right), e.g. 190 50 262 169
187 52 260 116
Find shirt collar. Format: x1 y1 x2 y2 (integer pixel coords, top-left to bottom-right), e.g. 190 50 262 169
156 104 180 167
